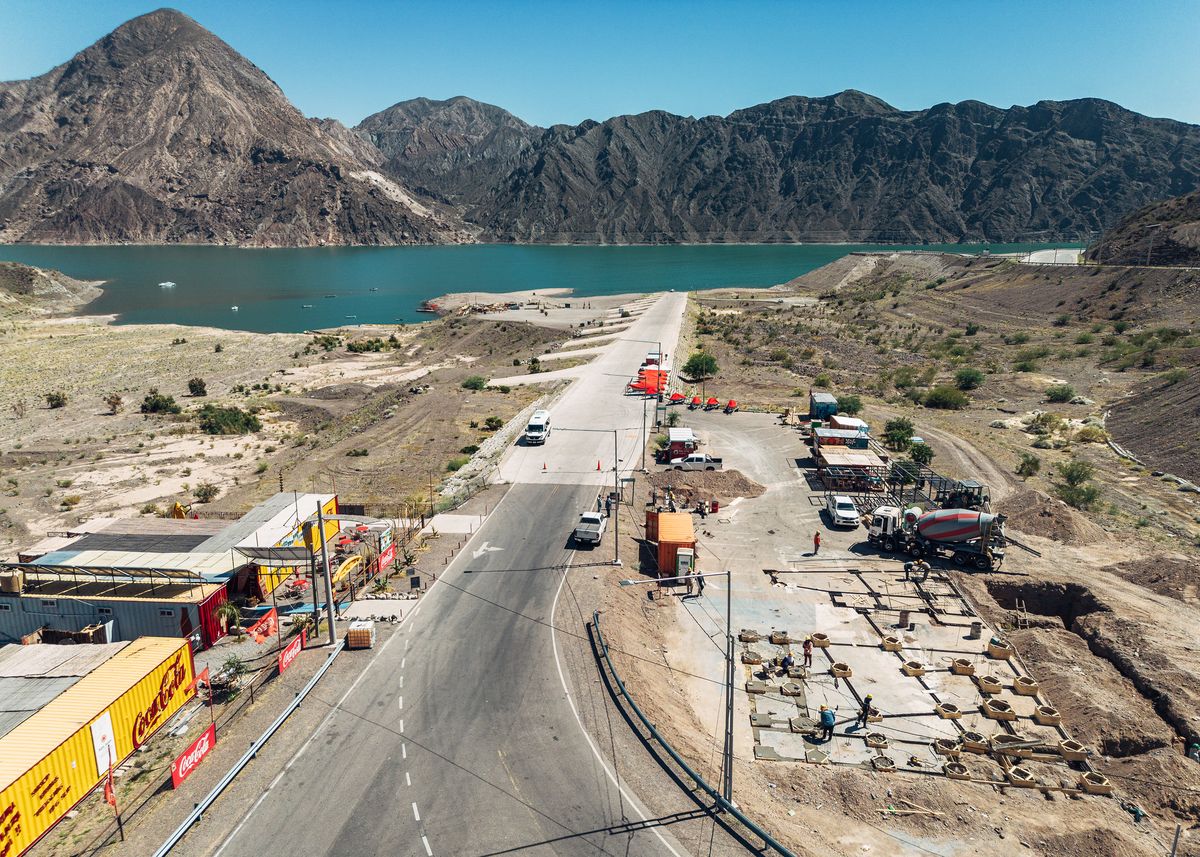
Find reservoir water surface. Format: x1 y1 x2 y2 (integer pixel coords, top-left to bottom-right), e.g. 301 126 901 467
0 243 1076 333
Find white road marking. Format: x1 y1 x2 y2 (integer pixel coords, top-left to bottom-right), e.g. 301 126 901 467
406 771 411 786
400 719 405 733
550 555 686 857
471 540 505 559
401 657 406 669
398 695 403 710
412 802 421 822
399 675 404 688
269 770 285 789
402 743 407 759
422 835 433 856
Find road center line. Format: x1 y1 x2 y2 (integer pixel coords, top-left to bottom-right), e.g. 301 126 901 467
398 695 403 710
405 771 411 786
402 742 407 759
422 834 433 856
412 802 421 822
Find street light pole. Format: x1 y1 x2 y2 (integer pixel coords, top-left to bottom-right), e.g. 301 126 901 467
619 568 734 802
1146 223 1163 267
559 426 623 566
617 337 664 473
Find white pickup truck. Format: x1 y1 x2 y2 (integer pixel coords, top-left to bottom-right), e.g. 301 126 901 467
668 453 723 471
572 511 607 546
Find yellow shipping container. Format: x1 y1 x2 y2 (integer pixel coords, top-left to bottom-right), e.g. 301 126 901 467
0 638 195 857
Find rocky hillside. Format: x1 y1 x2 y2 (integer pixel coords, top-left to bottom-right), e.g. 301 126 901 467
1085 189 1200 266
0 9 465 246
359 92 1200 244
0 261 100 317
356 96 539 206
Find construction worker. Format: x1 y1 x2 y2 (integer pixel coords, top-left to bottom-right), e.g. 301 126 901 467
802 636 814 668
857 694 874 729
813 531 821 555
780 652 795 675
819 705 836 741
695 571 706 596
604 494 613 517
683 573 694 596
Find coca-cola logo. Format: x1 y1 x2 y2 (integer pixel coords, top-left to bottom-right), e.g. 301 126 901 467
278 631 305 674
132 655 190 748
171 724 215 788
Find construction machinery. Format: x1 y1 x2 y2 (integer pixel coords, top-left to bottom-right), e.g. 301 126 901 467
868 506 1008 570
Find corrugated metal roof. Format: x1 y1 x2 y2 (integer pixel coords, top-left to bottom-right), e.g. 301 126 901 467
817 448 886 468
0 676 80 739
0 637 187 790
198 492 332 554
810 392 838 404
0 642 129 678
656 512 695 545
667 428 698 443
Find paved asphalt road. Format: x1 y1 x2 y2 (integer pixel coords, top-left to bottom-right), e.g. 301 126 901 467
207 294 705 856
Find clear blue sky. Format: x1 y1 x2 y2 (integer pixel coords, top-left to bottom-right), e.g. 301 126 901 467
2 0 1198 127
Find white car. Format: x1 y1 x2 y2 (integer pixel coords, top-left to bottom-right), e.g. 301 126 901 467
826 495 860 528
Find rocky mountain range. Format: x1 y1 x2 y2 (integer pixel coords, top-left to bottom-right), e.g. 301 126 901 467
357 93 1200 244
0 9 463 246
1085 189 1200 266
2 9 1199 247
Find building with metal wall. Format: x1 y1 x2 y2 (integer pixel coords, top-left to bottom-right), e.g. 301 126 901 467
0 638 195 857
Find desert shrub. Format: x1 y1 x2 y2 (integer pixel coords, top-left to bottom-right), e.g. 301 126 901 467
214 342 224 353
193 483 220 503
1052 314 1071 327
197 405 261 435
924 386 968 410
954 368 985 391
459 444 480 455
836 395 862 415
1003 332 1031 346
1045 384 1075 403
140 389 181 414
1055 459 1099 510
446 455 470 472
188 377 207 397
1158 368 1188 386
346 448 369 457
483 416 504 431
1016 453 1041 478
964 322 980 336
1074 425 1108 443
103 393 123 414
61 495 81 508
461 376 487 391
1026 412 1063 435
812 373 832 388
45 391 67 409
255 462 269 473
1074 332 1094 345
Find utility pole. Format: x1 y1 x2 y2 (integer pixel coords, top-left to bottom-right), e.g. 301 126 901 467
613 430 621 567
316 507 337 645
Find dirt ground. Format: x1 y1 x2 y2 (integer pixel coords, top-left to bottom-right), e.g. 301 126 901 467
0 265 574 554
590 254 1200 856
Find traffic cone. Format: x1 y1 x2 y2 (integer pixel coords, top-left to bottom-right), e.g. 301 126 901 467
543 462 547 472
596 460 602 471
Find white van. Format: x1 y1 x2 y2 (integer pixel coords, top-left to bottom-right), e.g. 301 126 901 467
524 410 551 445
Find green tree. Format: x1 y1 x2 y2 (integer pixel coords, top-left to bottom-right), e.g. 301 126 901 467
1016 453 1041 479
910 442 935 466
461 376 487 391
683 351 719 380
188 377 208 397
954 368 985 391
882 417 915 450
836 395 862 416
215 602 242 637
193 483 220 503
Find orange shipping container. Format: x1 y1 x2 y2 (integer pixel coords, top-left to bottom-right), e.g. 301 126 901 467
0 638 195 857
653 512 696 577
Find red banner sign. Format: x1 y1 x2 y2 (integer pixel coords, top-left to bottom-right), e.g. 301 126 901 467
248 608 277 644
278 630 305 674
170 724 216 789
379 542 396 572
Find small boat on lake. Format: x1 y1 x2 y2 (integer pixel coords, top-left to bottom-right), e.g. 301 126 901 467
159 281 176 288
231 305 239 311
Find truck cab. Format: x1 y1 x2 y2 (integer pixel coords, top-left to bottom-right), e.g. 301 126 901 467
524 410 551 445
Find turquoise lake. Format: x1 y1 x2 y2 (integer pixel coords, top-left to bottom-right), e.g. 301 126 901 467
0 243 1078 333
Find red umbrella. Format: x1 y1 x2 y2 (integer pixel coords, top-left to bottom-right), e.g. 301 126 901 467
706 397 719 406
726 399 738 409
690 396 701 407
670 392 685 402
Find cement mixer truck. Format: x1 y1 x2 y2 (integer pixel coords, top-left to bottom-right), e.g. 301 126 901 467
867 506 1007 570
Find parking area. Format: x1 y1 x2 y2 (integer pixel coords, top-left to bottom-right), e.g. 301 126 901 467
659 408 1107 795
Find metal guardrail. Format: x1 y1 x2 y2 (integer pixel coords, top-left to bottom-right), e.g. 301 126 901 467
153 640 346 857
591 611 794 857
